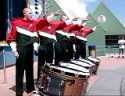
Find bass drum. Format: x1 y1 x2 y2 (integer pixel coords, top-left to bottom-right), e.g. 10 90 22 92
86 56 101 75
39 65 90 96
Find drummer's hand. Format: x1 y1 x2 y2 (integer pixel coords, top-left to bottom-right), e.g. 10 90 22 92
92 26 97 31
13 51 19 58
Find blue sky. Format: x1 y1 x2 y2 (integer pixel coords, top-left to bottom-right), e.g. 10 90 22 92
86 0 125 25
56 0 125 25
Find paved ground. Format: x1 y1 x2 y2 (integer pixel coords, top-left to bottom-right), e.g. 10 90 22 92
0 62 38 96
86 56 125 96
0 55 125 96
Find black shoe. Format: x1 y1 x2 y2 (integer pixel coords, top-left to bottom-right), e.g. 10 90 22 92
111 56 113 58
16 94 23 96
28 90 40 96
92 72 97 75
16 92 23 96
118 56 120 58
35 0 38 2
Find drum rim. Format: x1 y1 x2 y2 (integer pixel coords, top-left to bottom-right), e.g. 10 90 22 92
70 59 92 67
86 56 101 62
58 62 89 73
44 65 90 76
78 58 95 66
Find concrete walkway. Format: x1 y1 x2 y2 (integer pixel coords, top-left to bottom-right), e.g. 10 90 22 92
0 62 38 96
86 56 125 96
0 56 125 96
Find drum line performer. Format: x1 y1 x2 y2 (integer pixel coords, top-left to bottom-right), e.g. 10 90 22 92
54 16 84 65
6 8 39 96
73 25 97 60
35 11 61 83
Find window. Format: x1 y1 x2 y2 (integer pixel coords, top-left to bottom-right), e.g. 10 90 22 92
105 35 125 48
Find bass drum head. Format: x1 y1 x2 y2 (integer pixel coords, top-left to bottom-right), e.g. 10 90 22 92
79 58 95 66
70 59 92 67
86 56 101 63
59 62 90 73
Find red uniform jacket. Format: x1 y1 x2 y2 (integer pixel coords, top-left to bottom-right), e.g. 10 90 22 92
73 27 94 41
7 18 38 48
62 24 82 33
36 18 57 35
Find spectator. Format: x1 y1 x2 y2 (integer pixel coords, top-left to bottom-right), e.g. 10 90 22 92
118 36 125 58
